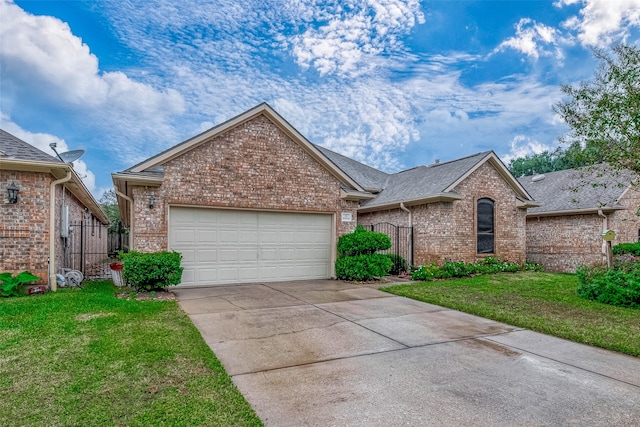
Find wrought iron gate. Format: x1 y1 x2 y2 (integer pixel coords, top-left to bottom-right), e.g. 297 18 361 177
66 220 128 279
359 222 413 268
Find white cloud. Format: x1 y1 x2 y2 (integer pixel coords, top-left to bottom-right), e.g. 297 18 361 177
559 0 640 46
288 0 425 76
0 112 98 195
496 18 564 60
0 0 184 121
500 135 554 165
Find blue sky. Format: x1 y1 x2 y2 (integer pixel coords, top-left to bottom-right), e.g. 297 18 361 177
1 0 639 198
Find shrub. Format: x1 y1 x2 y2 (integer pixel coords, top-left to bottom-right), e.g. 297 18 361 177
441 259 477 277
337 226 391 256
576 264 640 309
335 227 393 280
411 263 448 281
612 242 640 256
121 251 184 291
335 254 393 281
0 271 39 297
411 257 527 282
386 254 408 275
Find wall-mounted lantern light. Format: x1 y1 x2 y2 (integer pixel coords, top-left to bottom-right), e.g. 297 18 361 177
148 194 155 209
7 182 19 204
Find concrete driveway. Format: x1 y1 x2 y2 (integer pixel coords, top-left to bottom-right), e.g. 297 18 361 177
174 280 640 426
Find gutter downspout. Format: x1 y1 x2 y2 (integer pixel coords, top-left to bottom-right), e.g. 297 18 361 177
400 202 412 226
598 209 611 268
50 171 72 291
115 189 134 252
400 202 413 267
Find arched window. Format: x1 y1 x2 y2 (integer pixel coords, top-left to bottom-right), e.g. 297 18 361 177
477 198 494 254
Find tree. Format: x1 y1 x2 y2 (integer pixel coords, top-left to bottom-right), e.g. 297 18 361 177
554 44 640 178
508 143 595 177
99 189 121 232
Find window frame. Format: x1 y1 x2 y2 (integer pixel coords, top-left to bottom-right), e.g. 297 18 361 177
476 197 495 254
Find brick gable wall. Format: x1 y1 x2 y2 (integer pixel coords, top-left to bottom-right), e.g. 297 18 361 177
610 185 640 244
359 162 527 266
131 114 358 252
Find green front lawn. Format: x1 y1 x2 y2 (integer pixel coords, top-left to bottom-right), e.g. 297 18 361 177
382 272 640 357
0 281 262 427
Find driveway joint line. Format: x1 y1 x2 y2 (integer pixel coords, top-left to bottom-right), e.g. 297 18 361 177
483 337 640 389
230 331 531 378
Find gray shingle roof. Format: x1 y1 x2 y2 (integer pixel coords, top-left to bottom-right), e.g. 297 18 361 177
314 144 389 191
0 129 61 163
518 166 635 213
362 151 492 208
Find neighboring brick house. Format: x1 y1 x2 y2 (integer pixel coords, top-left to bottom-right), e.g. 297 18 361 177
356 152 540 266
113 103 539 286
519 167 640 272
0 130 109 290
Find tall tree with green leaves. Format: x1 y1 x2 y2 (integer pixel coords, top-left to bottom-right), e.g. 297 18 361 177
508 143 595 177
99 189 122 232
554 44 640 178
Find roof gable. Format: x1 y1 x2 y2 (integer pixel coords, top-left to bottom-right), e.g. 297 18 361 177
125 103 365 192
361 151 535 210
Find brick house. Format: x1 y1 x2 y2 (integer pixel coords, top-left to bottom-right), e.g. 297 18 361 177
113 103 539 286
357 152 540 266
519 167 640 272
0 129 109 290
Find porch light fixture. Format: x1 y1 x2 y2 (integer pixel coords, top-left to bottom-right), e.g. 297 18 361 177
7 182 19 204
148 194 155 209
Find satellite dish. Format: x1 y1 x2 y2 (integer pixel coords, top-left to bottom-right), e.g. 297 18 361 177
58 150 85 163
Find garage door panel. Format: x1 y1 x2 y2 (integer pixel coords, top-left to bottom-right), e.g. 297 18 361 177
198 230 217 243
197 268 218 282
219 230 239 244
219 249 240 262
239 249 258 261
170 207 331 286
196 250 217 262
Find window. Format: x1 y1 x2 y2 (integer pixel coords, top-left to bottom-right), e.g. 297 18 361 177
477 198 494 254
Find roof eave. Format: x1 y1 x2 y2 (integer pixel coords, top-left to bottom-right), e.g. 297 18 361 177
1 158 109 224
526 206 625 218
112 172 164 187
516 197 543 208
358 192 463 213
340 189 376 201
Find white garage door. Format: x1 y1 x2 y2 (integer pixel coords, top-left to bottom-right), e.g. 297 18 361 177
169 207 333 286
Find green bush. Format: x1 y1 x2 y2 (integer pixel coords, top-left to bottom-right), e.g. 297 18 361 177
337 226 391 256
411 263 448 281
612 242 640 256
576 264 640 309
0 271 39 297
121 251 184 291
411 257 526 282
335 227 393 280
335 254 393 281
386 254 408 275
